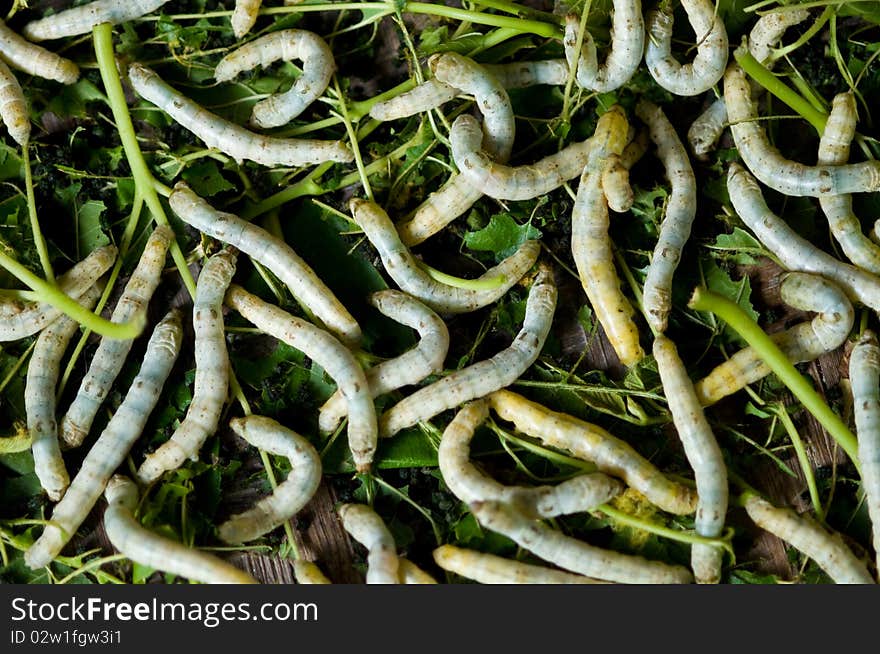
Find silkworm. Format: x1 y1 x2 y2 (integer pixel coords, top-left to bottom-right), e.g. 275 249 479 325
636 99 697 334
572 105 644 367
398 558 438 584
563 1 645 93
654 335 727 584
0 19 79 84
169 182 361 346
743 494 875 584
727 162 880 312
470 500 694 584
27 284 102 503
0 244 117 342
644 0 728 96
318 289 449 434
487 389 698 515
293 560 332 584
214 29 335 129
217 415 322 544
103 475 258 584
128 63 353 167
687 98 728 158
137 250 237 484
439 400 624 517
433 544 607 584
396 177 484 247
224 285 377 473
350 198 540 315
695 272 854 407
849 330 880 573
600 154 634 213
338 503 400 584
379 263 557 438
0 59 29 146
60 225 173 449
23 0 173 41
24 310 183 571
724 63 880 197
231 0 261 39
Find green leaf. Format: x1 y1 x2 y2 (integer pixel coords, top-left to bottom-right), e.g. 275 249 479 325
709 227 765 266
77 199 110 252
463 213 542 259
703 259 759 346
181 161 235 197
46 79 107 119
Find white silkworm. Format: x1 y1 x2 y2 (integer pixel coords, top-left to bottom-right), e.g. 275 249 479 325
24 310 183 570
645 0 728 96
636 99 697 334
433 544 607 584
318 289 449 434
231 0 262 39
724 63 880 197
572 105 644 367
60 225 173 449
103 475 258 584
214 29 335 129
27 284 102 503
0 59 29 146
338 503 400 584
654 335 727 584
0 245 117 342
217 415 322 544
727 162 880 312
695 271 854 406
224 285 377 473
128 63 353 167
470 500 694 584
350 198 540 315
743 494 875 584
687 97 728 158
23 0 173 41
849 330 880 574
379 263 557 438
487 389 698 515
293 560 332 584
563 1 645 92
0 19 79 84
169 182 361 346
137 250 237 484
396 176 484 247
398 558 438 584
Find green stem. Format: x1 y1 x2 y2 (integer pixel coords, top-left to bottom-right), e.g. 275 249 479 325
422 264 506 291
773 403 824 523
404 2 562 37
22 147 54 283
770 5 833 61
331 76 373 201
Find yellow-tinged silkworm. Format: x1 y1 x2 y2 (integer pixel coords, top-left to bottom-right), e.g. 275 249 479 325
137 250 237 484
600 154 634 213
318 289 449 434
293 560 332 584
433 544 608 584
338 503 400 584
0 58 29 146
23 1 173 41
217 415 322 544
224 285 377 473
396 176 484 247
398 558 438 584
0 19 79 84
379 263 556 438
103 475 258 584
25 310 183 570
128 63 353 167
231 0 262 39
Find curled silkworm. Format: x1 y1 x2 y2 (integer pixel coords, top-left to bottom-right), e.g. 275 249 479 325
27 284 103 502
727 162 880 312
743 494 875 584
318 289 449 434
338 503 400 584
25 310 183 570
572 105 644 367
645 0 728 96
379 263 557 438
695 272 854 406
471 500 694 584
654 335 727 584
0 245 117 342
687 98 728 158
224 285 376 473
214 29 335 129
0 20 79 84
350 198 540 315
170 182 361 345
231 0 261 39
23 0 173 41
487 389 698 515
293 560 332 584
724 63 880 197
636 99 697 334
60 225 173 449
0 59 29 146
563 1 645 92
398 558 438 584
137 250 237 484
439 400 624 517
128 63 353 167
601 154 634 213
433 544 607 584
217 415 322 544
103 475 257 584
